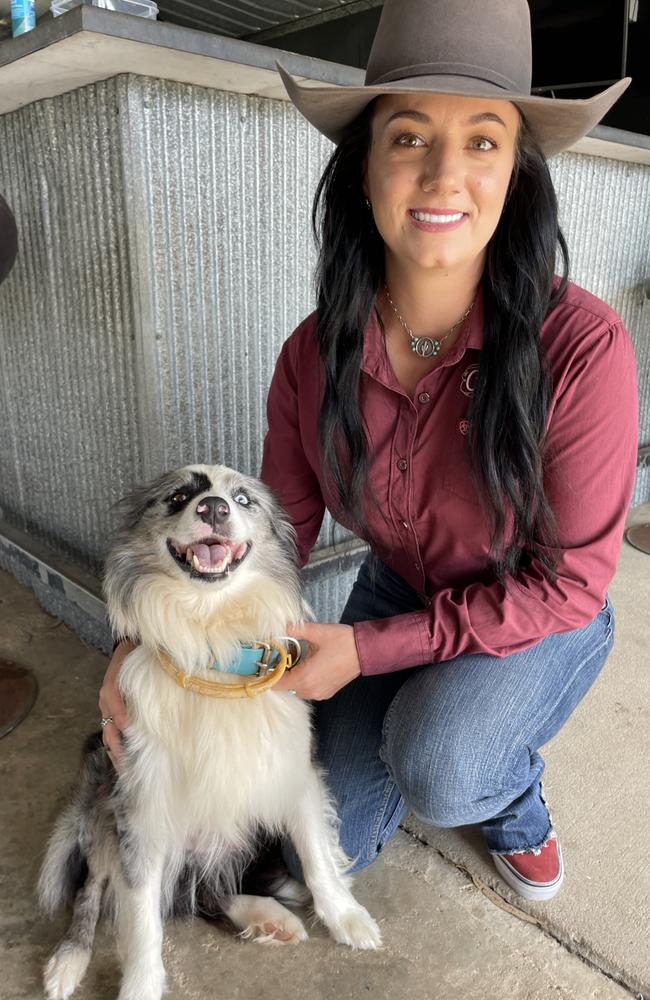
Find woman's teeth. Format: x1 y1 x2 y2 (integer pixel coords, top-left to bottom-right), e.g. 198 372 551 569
411 211 464 223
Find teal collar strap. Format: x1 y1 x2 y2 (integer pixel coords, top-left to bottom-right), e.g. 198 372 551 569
211 638 306 676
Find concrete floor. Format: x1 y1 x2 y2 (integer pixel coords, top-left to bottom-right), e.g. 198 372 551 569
1 509 649 1000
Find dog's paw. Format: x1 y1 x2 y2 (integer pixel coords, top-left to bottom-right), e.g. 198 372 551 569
116 962 166 1000
239 912 309 946
117 981 165 1000
44 944 91 999
225 893 309 946
326 905 382 950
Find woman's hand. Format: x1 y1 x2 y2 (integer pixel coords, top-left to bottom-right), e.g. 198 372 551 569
98 639 136 771
273 623 361 700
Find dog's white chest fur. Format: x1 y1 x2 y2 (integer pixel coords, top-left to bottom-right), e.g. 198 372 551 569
119 646 315 848
39 463 381 1000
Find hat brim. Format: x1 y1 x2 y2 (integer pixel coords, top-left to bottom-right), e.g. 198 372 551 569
276 62 631 158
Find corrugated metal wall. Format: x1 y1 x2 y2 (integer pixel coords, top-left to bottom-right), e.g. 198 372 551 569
549 150 650 505
0 74 648 631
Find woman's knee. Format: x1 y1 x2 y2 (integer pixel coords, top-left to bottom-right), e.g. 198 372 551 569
380 676 515 827
385 746 505 827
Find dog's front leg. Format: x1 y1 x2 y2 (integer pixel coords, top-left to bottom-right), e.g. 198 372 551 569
115 839 166 1000
284 771 382 950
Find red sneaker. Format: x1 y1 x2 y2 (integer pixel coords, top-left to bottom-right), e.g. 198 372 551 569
492 834 564 901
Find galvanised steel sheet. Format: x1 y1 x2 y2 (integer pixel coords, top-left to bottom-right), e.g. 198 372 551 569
154 0 378 38
549 150 650 502
0 75 648 624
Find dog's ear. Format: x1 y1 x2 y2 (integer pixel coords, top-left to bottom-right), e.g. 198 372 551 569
270 507 299 562
110 469 182 531
252 480 299 564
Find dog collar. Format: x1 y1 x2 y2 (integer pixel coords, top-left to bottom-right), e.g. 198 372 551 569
157 638 295 700
211 638 306 676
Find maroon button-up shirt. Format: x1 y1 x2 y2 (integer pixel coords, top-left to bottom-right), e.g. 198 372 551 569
260 279 639 676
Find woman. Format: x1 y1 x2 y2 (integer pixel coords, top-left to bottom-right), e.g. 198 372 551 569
101 0 639 903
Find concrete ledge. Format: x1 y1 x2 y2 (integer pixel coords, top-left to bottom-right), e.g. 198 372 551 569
0 518 367 656
1 6 649 164
0 5 364 114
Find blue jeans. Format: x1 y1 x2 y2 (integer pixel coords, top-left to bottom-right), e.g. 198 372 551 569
283 556 614 877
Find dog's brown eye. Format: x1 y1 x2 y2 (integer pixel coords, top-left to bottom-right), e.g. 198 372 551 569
171 492 189 504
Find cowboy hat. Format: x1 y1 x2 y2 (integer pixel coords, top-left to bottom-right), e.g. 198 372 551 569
276 0 631 158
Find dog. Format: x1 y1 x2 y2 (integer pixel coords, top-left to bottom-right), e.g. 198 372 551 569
37 463 381 1000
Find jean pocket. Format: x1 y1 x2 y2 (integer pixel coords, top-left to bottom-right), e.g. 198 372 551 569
597 594 615 643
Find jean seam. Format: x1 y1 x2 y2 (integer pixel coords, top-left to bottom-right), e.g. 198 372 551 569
368 772 402 857
487 778 557 855
378 684 406 775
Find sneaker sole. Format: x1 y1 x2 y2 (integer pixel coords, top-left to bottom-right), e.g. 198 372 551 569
492 840 564 902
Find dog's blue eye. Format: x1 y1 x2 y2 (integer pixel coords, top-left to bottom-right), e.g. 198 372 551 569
233 492 250 506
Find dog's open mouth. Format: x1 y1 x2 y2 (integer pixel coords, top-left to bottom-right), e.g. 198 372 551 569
166 535 250 580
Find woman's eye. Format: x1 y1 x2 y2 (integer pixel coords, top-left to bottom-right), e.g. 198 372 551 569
233 493 250 506
471 136 498 151
395 132 425 148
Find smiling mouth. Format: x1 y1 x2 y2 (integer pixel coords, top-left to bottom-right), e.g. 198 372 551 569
409 209 467 224
166 535 250 580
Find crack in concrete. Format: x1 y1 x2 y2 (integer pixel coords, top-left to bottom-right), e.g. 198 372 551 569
398 823 642 999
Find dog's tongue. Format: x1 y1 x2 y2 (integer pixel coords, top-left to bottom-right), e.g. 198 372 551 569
193 542 229 567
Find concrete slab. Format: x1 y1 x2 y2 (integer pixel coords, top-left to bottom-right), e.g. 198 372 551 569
404 504 650 997
0 530 646 998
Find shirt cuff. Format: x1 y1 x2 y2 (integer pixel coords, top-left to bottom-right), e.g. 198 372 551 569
353 611 433 676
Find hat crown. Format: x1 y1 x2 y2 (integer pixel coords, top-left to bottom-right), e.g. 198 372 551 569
365 0 532 95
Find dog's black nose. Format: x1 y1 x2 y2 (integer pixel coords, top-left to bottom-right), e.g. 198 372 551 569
196 496 230 525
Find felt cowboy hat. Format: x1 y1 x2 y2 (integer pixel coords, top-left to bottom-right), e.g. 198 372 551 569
275 0 631 158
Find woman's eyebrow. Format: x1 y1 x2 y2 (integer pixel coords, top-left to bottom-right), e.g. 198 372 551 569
383 109 508 128
467 111 508 127
384 109 430 126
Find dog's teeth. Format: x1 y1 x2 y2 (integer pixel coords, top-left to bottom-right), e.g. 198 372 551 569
192 554 201 570
186 547 193 564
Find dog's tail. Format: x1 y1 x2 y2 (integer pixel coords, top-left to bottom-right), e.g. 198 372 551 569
37 731 105 916
37 800 90 916
38 733 109 999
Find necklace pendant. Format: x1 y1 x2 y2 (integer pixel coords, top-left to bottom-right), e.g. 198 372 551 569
410 335 440 358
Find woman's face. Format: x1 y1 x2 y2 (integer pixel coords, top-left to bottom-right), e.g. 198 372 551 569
362 93 521 276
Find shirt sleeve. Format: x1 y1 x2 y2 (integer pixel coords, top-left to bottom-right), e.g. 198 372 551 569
260 329 326 569
353 320 639 675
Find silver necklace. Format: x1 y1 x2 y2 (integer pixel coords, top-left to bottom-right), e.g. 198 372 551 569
383 283 476 359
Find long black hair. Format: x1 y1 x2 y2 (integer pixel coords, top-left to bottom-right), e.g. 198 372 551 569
312 98 568 588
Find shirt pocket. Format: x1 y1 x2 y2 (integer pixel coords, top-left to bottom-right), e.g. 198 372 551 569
441 450 483 506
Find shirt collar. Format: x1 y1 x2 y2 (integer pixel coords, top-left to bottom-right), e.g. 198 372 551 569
362 283 484 379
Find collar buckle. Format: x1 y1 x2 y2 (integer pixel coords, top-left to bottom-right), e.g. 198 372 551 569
249 640 275 677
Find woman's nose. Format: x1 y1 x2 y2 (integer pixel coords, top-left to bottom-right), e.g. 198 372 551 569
420 142 462 192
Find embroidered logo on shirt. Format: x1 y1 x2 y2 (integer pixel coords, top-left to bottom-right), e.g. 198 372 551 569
459 419 470 436
460 364 479 397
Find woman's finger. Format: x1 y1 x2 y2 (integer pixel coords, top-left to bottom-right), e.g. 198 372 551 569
102 721 124 771
99 694 129 734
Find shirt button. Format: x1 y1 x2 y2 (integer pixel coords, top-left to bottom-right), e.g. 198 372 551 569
397 458 408 471
401 520 409 529
418 392 431 404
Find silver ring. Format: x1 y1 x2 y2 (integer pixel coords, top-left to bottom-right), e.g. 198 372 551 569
100 716 114 728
